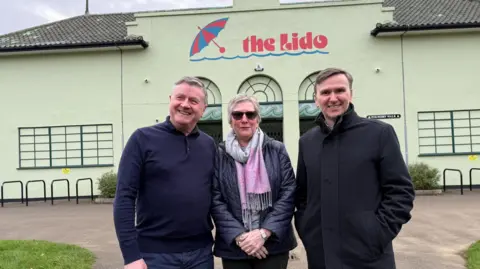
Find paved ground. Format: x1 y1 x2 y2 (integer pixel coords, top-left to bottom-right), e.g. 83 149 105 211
1 190 479 269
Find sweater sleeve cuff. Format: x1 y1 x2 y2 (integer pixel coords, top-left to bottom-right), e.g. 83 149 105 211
261 226 281 242
121 242 143 265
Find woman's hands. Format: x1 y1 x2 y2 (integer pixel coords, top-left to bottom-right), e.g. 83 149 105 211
236 229 271 259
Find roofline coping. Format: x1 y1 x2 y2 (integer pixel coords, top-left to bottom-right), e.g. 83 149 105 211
370 21 480 36
0 39 148 54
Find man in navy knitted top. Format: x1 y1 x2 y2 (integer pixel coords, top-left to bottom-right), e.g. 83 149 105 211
113 76 217 269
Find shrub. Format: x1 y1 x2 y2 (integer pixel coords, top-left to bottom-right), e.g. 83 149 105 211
97 170 117 198
408 162 441 190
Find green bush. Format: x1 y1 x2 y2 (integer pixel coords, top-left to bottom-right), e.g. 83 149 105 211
97 170 117 198
408 162 441 190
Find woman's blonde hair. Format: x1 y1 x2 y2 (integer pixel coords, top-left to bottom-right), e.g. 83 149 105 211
227 94 262 124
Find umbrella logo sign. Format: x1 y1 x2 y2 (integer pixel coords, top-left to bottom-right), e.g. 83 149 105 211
190 17 229 58
189 17 329 62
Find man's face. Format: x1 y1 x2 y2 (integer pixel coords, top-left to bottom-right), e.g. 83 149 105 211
169 82 206 132
314 73 352 123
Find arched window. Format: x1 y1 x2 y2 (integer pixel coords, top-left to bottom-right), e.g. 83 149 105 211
237 75 283 141
298 71 320 102
298 71 321 135
198 77 221 105
196 77 223 144
238 75 283 103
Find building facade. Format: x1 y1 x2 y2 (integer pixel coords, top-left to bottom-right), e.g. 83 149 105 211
1 0 479 202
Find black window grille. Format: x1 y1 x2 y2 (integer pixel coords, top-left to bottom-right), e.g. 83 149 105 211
418 109 480 156
18 124 114 168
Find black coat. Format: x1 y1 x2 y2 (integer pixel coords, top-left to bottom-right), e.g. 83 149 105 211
295 104 415 269
211 134 298 259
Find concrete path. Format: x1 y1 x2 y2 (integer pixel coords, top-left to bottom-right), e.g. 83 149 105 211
0 191 479 269
393 191 480 269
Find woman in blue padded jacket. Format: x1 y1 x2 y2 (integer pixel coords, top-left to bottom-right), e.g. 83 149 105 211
211 94 297 269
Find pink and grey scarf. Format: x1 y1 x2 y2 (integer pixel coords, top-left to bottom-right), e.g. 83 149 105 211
225 128 272 230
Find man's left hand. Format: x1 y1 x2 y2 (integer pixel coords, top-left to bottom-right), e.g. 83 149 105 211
238 229 270 256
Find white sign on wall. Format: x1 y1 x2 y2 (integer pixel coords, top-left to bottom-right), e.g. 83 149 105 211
366 114 401 119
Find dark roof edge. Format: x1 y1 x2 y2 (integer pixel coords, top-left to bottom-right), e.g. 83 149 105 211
370 22 480 36
0 39 149 53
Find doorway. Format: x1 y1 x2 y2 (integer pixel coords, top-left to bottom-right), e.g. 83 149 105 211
260 119 283 142
197 121 223 144
300 118 317 136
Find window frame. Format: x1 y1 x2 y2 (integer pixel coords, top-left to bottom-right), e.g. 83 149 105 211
17 123 114 169
417 109 480 156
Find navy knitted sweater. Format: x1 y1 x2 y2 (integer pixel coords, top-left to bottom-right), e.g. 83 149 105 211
113 117 216 265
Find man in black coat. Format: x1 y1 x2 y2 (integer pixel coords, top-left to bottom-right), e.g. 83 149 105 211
295 67 415 269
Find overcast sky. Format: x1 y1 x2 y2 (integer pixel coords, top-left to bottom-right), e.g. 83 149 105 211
0 0 311 35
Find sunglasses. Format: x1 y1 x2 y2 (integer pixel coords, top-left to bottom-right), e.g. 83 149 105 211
232 111 257 120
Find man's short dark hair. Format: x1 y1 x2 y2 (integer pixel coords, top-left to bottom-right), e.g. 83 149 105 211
314 68 354 96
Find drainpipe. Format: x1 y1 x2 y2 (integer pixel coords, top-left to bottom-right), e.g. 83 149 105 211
400 30 409 164
116 46 125 150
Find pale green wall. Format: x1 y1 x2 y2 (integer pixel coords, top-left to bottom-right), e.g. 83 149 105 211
401 33 480 188
122 0 403 171
0 51 123 201
1 0 479 200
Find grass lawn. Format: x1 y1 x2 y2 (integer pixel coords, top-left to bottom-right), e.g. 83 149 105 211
467 240 480 269
0 240 96 269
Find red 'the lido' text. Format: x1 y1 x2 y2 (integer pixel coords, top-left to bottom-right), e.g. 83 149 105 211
242 32 328 53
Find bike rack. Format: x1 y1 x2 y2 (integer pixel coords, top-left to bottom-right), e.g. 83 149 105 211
469 168 480 192
25 180 47 206
443 168 463 195
1 181 24 207
76 178 93 204
50 178 70 205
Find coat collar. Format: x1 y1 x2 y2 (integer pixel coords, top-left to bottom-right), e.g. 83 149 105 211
314 103 359 135
218 131 274 152
163 116 200 136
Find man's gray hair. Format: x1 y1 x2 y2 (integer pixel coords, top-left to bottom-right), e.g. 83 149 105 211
227 94 262 124
173 76 208 105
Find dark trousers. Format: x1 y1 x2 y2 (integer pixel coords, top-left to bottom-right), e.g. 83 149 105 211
221 253 289 269
141 243 213 269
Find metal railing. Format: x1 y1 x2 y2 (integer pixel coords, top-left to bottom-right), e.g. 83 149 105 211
50 178 70 205
25 180 47 206
1 177 97 207
76 178 93 204
443 168 463 195
469 168 480 192
1 181 24 207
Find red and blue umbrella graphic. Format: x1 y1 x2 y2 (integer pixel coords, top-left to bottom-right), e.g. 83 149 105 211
190 17 228 57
